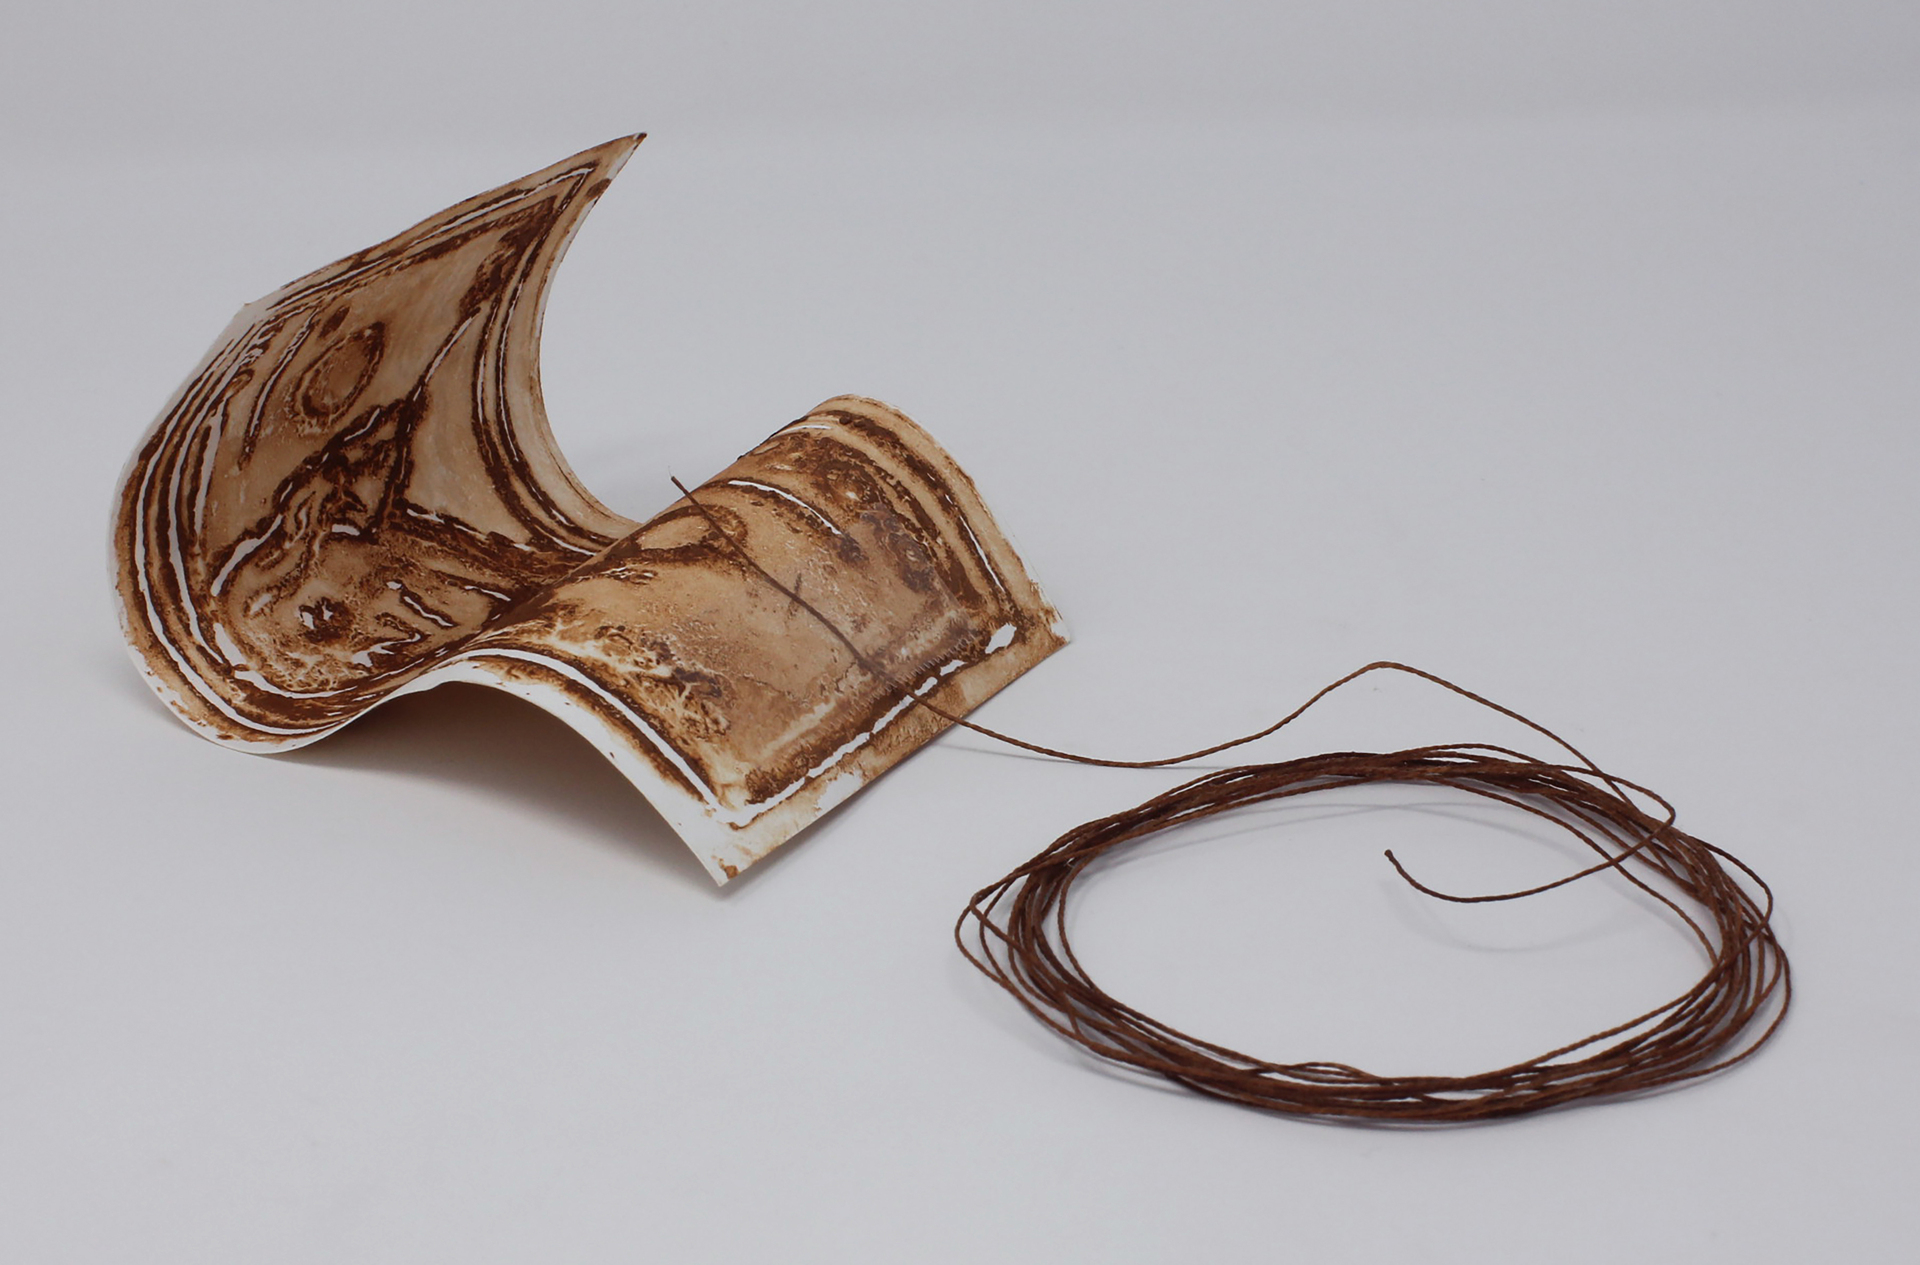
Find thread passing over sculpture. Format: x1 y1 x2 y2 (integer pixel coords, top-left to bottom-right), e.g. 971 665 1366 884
112 135 1066 882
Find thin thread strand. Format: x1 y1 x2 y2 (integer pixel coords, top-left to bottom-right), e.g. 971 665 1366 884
672 477 1791 1122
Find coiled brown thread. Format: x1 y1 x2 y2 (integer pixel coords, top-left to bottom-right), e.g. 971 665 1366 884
675 480 1791 1122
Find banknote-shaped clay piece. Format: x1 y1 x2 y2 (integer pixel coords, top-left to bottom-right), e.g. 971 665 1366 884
112 135 1066 883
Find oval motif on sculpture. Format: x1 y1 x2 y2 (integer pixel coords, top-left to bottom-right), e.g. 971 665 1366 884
294 323 386 427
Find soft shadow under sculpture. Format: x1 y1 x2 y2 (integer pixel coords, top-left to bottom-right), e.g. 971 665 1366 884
112 135 1066 882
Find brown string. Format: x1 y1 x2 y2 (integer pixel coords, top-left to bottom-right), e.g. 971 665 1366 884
673 479 1791 1122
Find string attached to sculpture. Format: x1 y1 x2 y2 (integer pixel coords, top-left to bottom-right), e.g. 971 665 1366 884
676 480 1791 1123
112 135 1789 1127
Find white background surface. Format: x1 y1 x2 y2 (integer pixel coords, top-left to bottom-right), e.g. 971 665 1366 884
4 4 1917 1261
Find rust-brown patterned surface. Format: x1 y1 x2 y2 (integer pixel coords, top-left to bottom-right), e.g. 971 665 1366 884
112 136 1066 882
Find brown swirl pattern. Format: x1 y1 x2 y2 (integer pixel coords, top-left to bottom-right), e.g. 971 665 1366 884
112 136 1066 882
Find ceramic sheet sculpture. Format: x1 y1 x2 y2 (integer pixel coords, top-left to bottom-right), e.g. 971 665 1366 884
112 136 1066 882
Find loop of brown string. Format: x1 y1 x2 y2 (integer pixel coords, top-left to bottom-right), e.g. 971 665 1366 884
673 479 1791 1121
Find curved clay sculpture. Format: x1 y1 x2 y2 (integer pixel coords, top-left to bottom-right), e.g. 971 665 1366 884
112 136 1066 882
